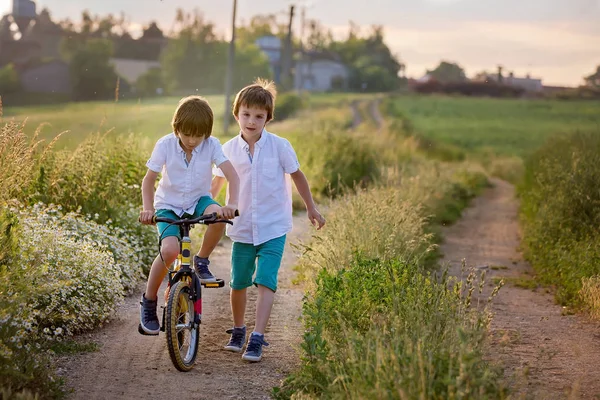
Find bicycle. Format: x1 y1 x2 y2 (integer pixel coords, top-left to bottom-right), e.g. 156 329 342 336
139 212 234 372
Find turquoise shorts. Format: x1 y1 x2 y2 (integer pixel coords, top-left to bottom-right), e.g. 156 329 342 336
230 235 286 292
156 196 220 240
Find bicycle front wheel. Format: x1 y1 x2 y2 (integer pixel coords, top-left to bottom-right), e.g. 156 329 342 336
165 280 200 371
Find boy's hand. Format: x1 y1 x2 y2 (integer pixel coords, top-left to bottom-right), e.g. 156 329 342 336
308 207 325 230
139 210 155 225
220 204 238 220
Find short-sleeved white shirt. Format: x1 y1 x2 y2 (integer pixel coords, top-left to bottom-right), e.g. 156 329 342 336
147 133 228 216
214 130 300 245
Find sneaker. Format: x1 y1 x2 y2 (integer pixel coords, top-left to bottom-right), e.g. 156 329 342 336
242 333 269 362
138 294 160 335
224 326 246 352
194 256 217 283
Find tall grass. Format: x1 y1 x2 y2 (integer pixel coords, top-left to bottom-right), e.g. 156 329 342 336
0 114 155 397
277 107 500 397
520 131 600 308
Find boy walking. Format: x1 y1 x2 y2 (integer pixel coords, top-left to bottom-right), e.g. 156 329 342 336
138 95 239 335
212 79 325 361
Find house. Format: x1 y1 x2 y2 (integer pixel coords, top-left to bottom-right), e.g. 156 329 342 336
110 58 161 84
294 51 349 92
474 69 543 93
255 35 283 83
19 59 70 93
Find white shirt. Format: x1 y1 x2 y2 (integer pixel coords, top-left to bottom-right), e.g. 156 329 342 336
147 133 228 216
214 130 300 245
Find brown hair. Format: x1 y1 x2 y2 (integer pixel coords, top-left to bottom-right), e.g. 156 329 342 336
232 78 277 122
172 95 214 138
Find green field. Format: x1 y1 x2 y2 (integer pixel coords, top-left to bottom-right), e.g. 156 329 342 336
2 95 234 147
387 95 600 156
1 92 371 148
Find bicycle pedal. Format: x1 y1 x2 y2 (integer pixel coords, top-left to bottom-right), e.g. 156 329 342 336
201 279 225 288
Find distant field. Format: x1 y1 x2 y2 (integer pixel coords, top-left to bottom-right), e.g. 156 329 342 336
1 92 367 148
387 95 600 156
2 95 233 147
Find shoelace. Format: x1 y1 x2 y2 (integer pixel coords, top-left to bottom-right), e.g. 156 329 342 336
226 328 245 345
246 336 269 353
143 304 158 322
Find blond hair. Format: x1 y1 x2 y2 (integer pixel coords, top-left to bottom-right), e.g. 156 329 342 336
232 78 277 122
172 96 213 138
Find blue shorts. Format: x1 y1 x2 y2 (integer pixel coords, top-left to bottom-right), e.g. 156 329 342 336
230 235 286 292
156 196 220 240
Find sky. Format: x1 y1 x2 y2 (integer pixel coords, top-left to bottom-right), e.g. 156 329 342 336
2 0 599 86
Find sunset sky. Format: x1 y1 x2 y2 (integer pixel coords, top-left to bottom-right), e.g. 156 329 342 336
2 0 599 86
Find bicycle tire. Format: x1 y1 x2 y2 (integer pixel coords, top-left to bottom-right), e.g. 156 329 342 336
165 280 200 371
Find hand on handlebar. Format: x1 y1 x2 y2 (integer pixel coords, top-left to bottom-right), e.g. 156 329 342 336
139 209 155 225
219 205 238 220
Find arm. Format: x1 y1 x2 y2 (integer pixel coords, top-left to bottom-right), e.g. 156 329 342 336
290 169 325 230
217 160 240 218
140 169 159 224
210 176 227 199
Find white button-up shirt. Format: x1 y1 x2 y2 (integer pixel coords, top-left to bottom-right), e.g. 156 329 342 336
147 133 228 216
214 130 300 245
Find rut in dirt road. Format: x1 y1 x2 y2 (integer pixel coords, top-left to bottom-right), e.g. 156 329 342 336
440 178 600 399
58 214 311 400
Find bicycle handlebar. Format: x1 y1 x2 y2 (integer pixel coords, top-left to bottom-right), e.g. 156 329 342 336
152 210 239 226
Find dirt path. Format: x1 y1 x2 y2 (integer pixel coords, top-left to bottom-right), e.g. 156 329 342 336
440 178 600 399
58 214 311 400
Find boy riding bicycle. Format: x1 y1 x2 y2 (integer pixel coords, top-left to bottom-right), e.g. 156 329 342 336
138 95 240 335
212 79 325 361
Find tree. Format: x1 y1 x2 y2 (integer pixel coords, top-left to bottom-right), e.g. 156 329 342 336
0 64 20 94
584 65 600 87
329 24 405 92
67 39 119 100
427 61 467 83
136 67 163 97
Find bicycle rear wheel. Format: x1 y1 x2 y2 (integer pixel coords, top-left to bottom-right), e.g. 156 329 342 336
165 280 200 371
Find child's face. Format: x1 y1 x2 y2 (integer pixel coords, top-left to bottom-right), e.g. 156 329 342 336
235 105 268 140
177 132 204 152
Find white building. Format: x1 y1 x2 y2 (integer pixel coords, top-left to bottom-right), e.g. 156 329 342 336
110 58 161 83
294 52 349 92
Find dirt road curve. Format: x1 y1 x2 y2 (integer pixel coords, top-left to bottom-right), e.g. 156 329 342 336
441 178 600 399
58 214 311 400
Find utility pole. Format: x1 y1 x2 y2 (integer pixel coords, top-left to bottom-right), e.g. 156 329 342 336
282 4 295 90
298 6 306 92
223 0 237 134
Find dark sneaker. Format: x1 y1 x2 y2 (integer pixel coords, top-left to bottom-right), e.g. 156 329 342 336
194 256 217 283
242 333 269 362
224 326 246 353
138 294 160 335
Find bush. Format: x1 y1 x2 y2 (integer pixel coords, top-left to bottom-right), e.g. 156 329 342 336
0 63 21 94
0 203 135 397
288 128 380 199
31 132 156 272
276 255 505 399
274 93 305 121
520 131 600 305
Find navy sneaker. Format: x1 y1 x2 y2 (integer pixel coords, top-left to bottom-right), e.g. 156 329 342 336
242 333 269 362
224 326 246 353
138 294 160 335
194 256 217 283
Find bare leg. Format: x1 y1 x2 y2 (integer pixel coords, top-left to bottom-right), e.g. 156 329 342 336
231 288 247 327
254 285 275 334
145 236 179 301
197 204 225 258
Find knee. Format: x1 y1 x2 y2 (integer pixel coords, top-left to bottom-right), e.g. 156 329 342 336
160 241 180 262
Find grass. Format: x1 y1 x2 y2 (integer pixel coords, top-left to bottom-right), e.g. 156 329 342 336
386 94 600 157
2 95 235 147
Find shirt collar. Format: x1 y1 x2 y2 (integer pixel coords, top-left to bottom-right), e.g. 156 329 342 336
238 129 269 150
175 133 203 154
